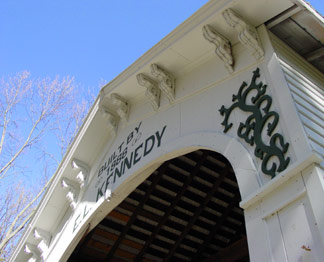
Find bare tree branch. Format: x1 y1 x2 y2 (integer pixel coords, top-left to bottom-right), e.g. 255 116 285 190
0 72 31 156
0 72 93 259
0 174 54 254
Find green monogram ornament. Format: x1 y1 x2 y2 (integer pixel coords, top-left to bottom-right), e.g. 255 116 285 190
219 68 290 178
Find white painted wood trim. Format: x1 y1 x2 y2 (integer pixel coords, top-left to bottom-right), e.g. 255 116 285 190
240 152 322 209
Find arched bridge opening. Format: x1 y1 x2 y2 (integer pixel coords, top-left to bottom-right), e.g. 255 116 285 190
68 149 249 262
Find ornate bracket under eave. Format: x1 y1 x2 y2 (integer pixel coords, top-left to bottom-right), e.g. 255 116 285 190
202 24 234 73
110 93 129 123
24 243 41 262
71 158 90 188
61 178 79 209
33 228 52 255
137 73 161 111
151 64 175 103
99 106 119 136
99 91 129 134
223 8 264 60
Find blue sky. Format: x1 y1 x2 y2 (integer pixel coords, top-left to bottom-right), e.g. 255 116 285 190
0 1 209 90
1 0 322 90
310 0 324 14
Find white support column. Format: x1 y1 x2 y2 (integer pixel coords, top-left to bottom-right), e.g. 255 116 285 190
302 164 324 245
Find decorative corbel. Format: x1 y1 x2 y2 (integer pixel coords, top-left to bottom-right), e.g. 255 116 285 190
105 190 114 202
151 64 175 103
223 8 264 60
71 158 90 188
99 106 119 136
98 89 108 108
137 73 161 111
24 243 41 262
33 228 52 255
110 93 129 123
202 24 234 73
61 178 79 209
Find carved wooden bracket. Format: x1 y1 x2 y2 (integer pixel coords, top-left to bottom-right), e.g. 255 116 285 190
71 158 90 188
33 228 52 255
105 191 114 202
223 9 264 60
151 63 175 103
202 24 234 73
24 243 41 262
99 91 129 134
61 178 79 209
137 73 161 111
99 106 119 136
110 93 129 123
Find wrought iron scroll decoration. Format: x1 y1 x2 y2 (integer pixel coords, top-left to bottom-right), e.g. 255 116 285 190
219 68 290 178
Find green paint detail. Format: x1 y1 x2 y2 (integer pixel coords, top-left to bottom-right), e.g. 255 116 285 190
219 68 290 178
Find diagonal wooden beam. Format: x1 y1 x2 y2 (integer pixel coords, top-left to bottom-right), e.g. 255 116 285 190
134 151 208 262
192 190 241 261
162 165 230 261
104 165 166 261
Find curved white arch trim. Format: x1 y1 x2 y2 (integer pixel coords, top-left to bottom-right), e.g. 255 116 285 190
57 131 261 262
157 132 261 200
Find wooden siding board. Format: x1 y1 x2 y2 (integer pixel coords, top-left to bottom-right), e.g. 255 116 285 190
298 107 324 131
279 60 324 160
270 32 324 167
303 121 324 143
288 83 324 112
288 85 324 115
283 64 324 97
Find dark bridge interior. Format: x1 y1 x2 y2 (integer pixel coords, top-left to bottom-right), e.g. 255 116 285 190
68 150 249 262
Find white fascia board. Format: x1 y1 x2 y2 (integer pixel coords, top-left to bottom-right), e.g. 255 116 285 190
293 0 324 25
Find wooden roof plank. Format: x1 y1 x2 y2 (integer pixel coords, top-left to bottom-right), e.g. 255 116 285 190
104 166 166 261
134 151 208 261
162 165 230 261
193 191 241 260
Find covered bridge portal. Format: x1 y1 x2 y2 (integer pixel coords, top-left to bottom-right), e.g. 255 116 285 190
68 150 248 262
10 0 324 261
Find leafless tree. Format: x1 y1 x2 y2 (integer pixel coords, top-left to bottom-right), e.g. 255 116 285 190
0 72 93 259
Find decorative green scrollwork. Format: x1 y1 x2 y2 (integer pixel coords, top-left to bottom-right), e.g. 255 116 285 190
219 68 290 178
